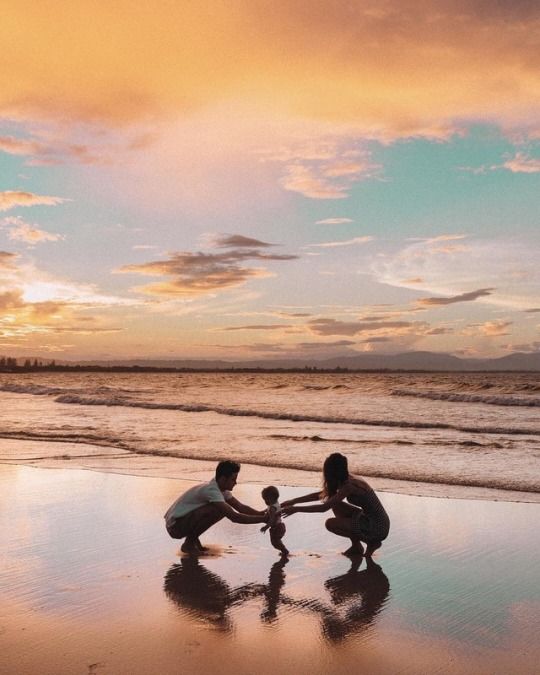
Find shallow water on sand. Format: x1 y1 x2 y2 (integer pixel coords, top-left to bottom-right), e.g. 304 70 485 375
1 465 539 675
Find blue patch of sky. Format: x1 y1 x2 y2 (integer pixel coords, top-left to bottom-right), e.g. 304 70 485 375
299 125 539 241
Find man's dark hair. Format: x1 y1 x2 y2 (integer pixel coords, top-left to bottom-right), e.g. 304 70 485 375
215 460 241 480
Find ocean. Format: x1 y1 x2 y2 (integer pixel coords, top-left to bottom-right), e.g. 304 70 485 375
1 371 539 502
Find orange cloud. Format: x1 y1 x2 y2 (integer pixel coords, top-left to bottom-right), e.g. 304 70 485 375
2 2 539 137
3 217 64 245
308 318 414 336
280 164 350 199
119 240 298 298
502 153 540 173
0 191 67 212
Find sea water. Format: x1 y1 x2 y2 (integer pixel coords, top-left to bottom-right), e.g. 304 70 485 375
0 371 538 501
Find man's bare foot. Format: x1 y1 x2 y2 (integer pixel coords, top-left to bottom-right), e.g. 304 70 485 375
343 543 364 556
195 538 209 552
365 540 382 557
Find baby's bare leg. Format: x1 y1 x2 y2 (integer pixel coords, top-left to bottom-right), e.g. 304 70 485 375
270 523 289 556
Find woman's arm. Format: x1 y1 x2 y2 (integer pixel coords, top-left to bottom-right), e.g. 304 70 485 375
280 491 321 508
283 484 351 515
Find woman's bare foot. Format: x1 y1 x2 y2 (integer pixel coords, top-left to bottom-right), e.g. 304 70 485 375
195 538 209 552
365 540 382 557
181 537 199 553
343 543 364 556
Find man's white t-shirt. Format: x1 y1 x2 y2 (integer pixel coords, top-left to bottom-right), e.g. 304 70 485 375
164 478 232 528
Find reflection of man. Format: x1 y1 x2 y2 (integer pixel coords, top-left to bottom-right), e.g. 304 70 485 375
164 460 266 553
164 558 264 631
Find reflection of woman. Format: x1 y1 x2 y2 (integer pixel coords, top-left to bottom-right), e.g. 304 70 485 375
283 453 390 556
322 557 390 642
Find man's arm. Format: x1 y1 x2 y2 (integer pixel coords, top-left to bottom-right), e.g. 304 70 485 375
226 494 262 516
215 500 266 524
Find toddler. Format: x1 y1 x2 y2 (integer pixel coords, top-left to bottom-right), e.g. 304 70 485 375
261 486 289 556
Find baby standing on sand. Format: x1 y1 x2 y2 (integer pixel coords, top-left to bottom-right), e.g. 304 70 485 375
260 486 289 557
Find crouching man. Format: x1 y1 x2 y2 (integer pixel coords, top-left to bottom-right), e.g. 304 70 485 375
165 460 266 553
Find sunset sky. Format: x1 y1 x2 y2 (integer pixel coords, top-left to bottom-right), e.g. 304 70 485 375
1 1 539 361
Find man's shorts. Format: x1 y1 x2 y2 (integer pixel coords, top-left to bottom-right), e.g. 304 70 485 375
165 502 221 539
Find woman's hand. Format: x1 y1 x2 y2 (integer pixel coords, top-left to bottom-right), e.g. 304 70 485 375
280 499 295 508
282 506 297 518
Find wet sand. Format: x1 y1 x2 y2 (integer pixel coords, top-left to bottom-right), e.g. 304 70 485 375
1 463 539 675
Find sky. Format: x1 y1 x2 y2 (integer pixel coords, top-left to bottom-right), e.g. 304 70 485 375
0 1 539 361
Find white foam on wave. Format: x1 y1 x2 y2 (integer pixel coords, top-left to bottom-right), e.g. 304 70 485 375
392 388 540 407
53 393 540 436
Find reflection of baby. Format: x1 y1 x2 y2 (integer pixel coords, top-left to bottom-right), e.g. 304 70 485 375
260 486 289 557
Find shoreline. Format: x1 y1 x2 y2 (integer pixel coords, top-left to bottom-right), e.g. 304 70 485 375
1 463 539 675
1 441 539 504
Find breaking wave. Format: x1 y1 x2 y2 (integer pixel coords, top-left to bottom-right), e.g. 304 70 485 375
53 393 540 436
392 388 540 407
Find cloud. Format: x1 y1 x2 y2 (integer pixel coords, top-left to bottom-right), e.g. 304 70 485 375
220 324 289 331
417 288 495 307
315 218 354 225
478 320 512 336
308 318 414 336
372 236 540 310
280 164 350 199
275 140 382 200
276 312 312 318
215 339 357 356
502 341 540 353
460 319 512 337
0 191 67 212
209 234 275 248
0 135 45 156
323 162 370 177
2 217 64 245
310 236 374 248
0 251 18 269
2 2 540 140
502 153 540 173
118 243 298 297
0 289 25 310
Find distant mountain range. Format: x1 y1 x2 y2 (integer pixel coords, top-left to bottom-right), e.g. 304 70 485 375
20 350 540 371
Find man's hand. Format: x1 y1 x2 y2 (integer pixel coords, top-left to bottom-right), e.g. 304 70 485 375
282 506 297 518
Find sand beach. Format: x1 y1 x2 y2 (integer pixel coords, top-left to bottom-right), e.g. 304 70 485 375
1 461 539 675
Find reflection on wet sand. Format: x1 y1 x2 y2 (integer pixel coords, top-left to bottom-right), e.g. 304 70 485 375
163 557 264 631
321 558 391 642
164 556 390 642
